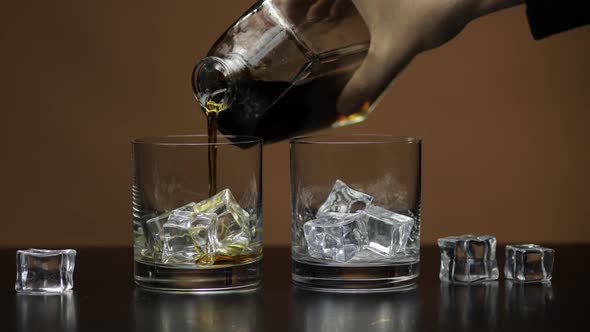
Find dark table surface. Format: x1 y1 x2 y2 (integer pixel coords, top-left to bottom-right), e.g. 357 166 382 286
1 245 588 331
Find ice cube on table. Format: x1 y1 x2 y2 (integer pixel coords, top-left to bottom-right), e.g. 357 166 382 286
505 244 554 282
15 249 77 293
317 180 373 216
362 205 414 257
160 212 217 265
304 213 366 262
193 189 252 253
438 235 499 283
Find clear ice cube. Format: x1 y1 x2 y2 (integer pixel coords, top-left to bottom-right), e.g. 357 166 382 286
317 180 373 216
303 213 366 262
362 205 414 257
15 249 77 293
193 189 252 253
145 213 169 254
160 211 217 265
505 244 554 282
143 203 200 258
215 211 250 251
438 235 499 283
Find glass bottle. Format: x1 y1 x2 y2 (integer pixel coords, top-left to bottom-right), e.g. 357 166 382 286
193 0 372 142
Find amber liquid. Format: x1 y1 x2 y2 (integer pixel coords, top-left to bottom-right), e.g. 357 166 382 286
133 104 261 268
199 67 369 266
213 59 371 143
195 246 263 266
204 103 262 266
206 110 218 198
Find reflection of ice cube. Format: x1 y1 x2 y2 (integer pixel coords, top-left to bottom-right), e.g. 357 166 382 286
407 209 421 243
292 186 316 248
15 249 77 293
438 235 499 283
133 221 147 251
505 244 554 282
504 280 553 320
303 213 366 262
161 212 217 265
439 282 499 329
363 205 414 257
239 177 260 238
317 180 373 216
193 189 252 254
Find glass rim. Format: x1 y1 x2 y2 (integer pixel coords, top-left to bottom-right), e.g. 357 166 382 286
131 134 262 146
290 134 421 145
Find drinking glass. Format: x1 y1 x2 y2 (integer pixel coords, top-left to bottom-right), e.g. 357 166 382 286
290 135 421 291
132 135 262 291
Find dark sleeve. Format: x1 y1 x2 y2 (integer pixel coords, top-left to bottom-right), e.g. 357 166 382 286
526 0 590 39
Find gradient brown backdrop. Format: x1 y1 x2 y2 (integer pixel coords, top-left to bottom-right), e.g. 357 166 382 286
1 1 589 247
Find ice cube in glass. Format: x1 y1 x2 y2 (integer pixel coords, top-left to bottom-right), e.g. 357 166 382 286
363 205 414 257
304 213 366 262
193 189 252 254
160 212 217 265
317 180 373 216
145 213 169 254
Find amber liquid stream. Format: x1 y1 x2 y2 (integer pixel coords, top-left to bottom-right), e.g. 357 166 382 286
206 109 218 198
204 104 261 266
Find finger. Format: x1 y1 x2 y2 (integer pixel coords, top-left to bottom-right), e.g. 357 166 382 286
276 0 317 26
307 0 334 22
337 45 415 115
330 0 353 18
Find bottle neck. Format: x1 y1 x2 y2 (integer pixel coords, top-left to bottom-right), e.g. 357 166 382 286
192 55 245 113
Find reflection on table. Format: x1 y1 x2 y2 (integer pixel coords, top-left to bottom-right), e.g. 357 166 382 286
504 281 553 322
292 286 419 332
133 288 263 332
16 291 77 332
438 282 498 331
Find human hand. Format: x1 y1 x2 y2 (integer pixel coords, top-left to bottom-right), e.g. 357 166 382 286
274 0 354 26
338 0 523 115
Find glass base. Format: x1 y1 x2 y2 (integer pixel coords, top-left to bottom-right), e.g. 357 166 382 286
292 259 419 292
134 259 262 292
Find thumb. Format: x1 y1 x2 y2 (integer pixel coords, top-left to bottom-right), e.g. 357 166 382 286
337 44 415 116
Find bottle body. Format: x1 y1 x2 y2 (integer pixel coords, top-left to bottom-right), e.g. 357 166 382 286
193 0 372 142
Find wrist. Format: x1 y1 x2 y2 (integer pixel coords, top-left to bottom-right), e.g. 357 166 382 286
475 0 524 18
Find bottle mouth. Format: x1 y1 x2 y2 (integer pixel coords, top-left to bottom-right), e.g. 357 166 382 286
191 56 237 112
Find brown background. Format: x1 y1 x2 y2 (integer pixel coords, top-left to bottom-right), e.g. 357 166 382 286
1 1 589 247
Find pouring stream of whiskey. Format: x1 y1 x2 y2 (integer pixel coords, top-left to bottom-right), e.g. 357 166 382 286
205 100 222 198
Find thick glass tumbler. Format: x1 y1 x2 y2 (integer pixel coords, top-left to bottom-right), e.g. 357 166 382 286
290 135 421 291
132 135 262 291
